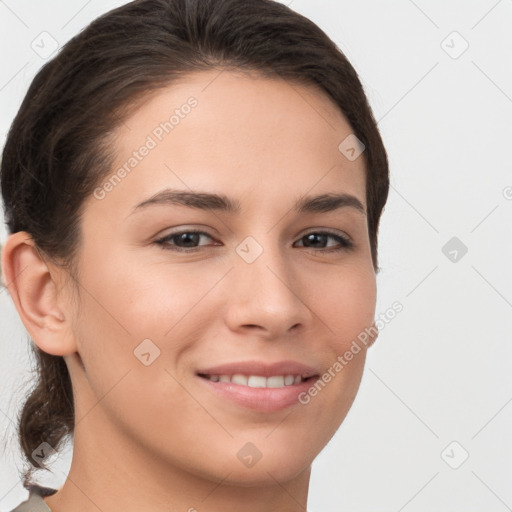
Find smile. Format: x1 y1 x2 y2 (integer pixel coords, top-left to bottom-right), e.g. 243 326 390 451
195 360 320 412
199 374 308 387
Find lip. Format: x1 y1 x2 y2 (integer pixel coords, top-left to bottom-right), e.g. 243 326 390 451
195 360 320 413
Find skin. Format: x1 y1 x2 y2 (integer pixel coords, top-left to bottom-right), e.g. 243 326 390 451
2 69 378 512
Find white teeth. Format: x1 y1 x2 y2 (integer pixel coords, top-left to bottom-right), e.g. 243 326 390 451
247 375 267 388
204 374 304 388
232 374 248 386
267 376 285 388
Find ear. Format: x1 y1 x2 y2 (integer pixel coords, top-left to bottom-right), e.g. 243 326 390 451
1 231 78 356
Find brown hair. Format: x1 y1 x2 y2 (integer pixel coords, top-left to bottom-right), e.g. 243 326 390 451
0 0 389 488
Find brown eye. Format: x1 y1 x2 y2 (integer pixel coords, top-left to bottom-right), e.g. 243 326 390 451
294 231 353 252
155 230 218 252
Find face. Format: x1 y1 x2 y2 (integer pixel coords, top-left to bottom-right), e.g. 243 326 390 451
66 69 376 486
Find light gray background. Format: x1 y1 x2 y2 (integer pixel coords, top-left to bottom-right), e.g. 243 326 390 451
1 1 511 510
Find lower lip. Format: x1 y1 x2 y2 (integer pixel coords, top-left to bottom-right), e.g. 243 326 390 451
196 375 318 413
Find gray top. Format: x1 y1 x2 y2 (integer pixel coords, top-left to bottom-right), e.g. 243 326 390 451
10 486 56 512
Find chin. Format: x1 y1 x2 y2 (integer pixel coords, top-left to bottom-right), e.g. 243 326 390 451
194 438 318 487
215 459 312 487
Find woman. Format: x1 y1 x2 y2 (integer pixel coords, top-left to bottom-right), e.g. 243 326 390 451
1 0 389 510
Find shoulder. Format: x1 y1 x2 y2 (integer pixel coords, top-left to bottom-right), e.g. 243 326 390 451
9 485 57 512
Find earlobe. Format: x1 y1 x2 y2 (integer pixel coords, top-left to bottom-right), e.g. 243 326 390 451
1 231 78 356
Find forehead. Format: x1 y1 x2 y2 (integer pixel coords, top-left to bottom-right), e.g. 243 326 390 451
88 69 367 218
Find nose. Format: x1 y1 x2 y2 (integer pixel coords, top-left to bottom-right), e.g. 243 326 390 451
224 240 313 340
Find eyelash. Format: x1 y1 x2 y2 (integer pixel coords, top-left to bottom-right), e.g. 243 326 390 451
154 229 354 254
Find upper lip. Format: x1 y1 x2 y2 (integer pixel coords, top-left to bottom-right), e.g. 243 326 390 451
196 360 319 378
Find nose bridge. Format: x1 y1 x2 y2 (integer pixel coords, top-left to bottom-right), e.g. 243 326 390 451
236 233 292 292
225 233 311 335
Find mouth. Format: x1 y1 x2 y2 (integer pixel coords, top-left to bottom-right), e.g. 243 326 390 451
195 360 320 412
197 373 315 387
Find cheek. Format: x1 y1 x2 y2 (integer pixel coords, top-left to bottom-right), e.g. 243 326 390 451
69 257 204 434
308 262 377 345
75 244 201 335
304 263 375 404
71 248 230 391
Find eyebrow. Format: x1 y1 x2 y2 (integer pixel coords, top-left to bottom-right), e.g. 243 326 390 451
128 188 366 217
